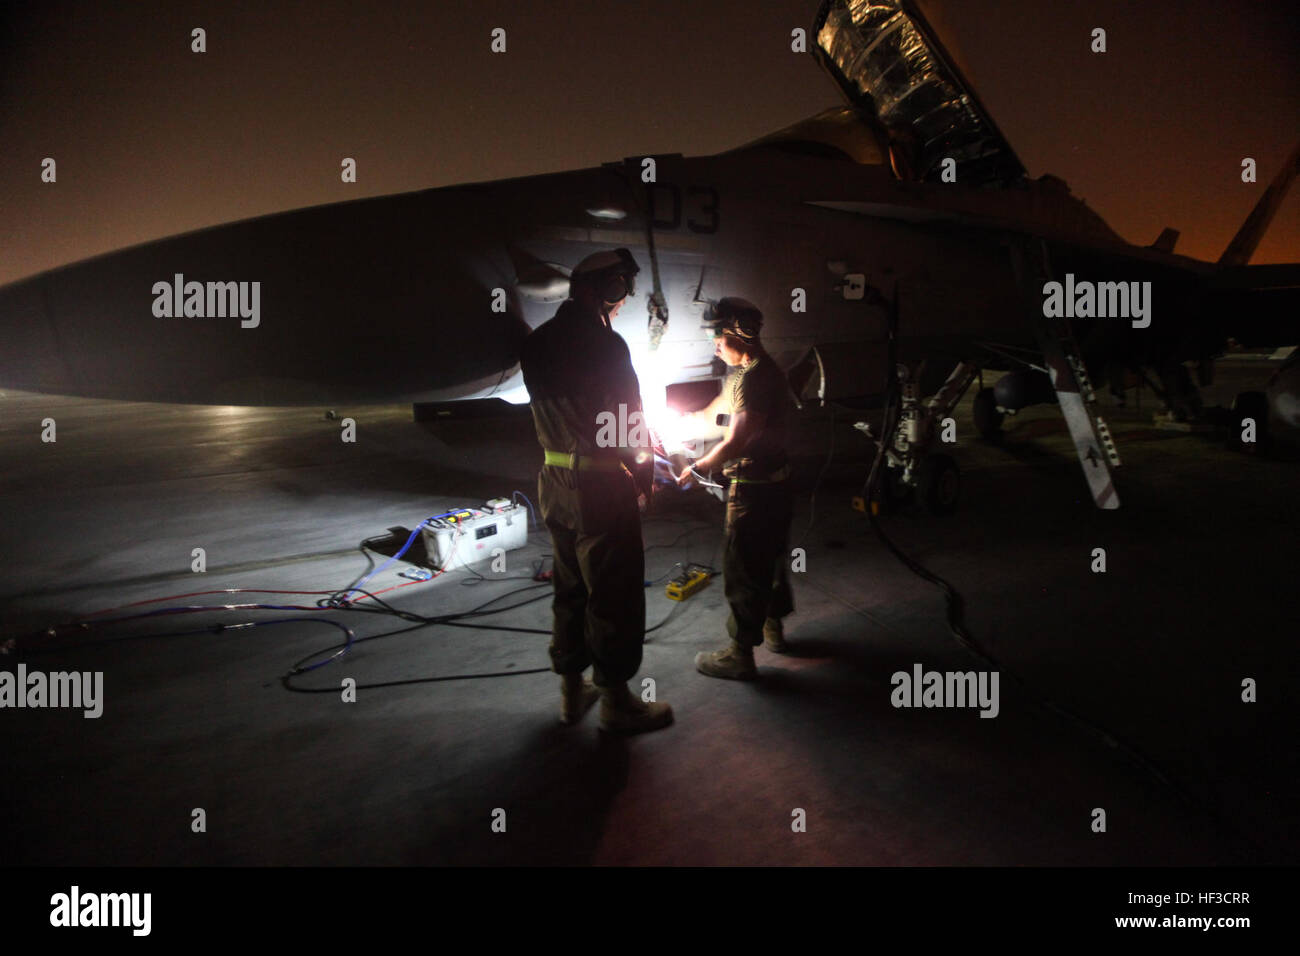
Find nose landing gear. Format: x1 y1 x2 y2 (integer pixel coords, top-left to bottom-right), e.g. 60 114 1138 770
857 361 975 516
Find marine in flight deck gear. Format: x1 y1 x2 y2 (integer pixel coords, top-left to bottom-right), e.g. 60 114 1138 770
681 297 797 679
520 248 673 734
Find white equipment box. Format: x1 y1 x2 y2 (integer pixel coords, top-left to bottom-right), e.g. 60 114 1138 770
420 501 528 570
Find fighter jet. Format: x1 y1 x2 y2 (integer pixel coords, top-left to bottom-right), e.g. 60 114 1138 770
1 0 1295 511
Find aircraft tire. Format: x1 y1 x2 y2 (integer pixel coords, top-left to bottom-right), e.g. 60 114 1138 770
870 466 912 513
973 387 1003 441
917 453 960 515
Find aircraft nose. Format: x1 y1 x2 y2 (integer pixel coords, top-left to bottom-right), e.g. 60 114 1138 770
0 184 530 405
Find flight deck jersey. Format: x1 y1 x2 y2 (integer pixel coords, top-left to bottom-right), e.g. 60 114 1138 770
722 351 795 481
520 299 645 463
521 299 651 533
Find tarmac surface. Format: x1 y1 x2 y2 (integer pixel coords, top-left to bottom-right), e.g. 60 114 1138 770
1 362 1294 865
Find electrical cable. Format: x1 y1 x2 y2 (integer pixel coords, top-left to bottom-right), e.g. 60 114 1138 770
42 523 686 649
281 583 558 680
29 497 719 691
644 600 685 636
340 542 379 597
64 588 359 622
46 614 356 659
858 286 1270 860
511 490 537 530
336 518 436 603
642 522 714 554
688 467 723 489
647 561 683 585
279 620 553 693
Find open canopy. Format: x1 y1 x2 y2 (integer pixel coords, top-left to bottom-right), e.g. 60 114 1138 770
813 0 1027 185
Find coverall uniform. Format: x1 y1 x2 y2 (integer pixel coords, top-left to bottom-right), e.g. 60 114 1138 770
520 298 650 687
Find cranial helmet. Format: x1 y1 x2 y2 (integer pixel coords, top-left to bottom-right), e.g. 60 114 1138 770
703 296 763 341
570 248 640 309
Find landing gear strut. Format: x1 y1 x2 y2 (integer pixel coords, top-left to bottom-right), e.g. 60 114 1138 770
859 361 976 516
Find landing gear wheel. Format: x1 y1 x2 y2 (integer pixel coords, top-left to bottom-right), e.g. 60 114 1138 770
883 466 913 511
869 466 912 514
973 387 1004 441
1228 391 1270 455
916 453 960 515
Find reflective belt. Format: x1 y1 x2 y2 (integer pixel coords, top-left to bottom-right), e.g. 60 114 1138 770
729 464 791 485
543 449 626 473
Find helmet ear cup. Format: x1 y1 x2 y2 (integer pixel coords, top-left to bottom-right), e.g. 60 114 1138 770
599 274 628 304
569 248 639 307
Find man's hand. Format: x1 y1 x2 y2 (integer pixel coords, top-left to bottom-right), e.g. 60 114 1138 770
675 465 694 488
631 455 655 499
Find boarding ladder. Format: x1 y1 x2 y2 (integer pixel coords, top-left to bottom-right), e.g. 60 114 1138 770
1009 238 1122 510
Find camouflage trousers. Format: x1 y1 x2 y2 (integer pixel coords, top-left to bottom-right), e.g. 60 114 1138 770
540 467 646 687
723 479 795 646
